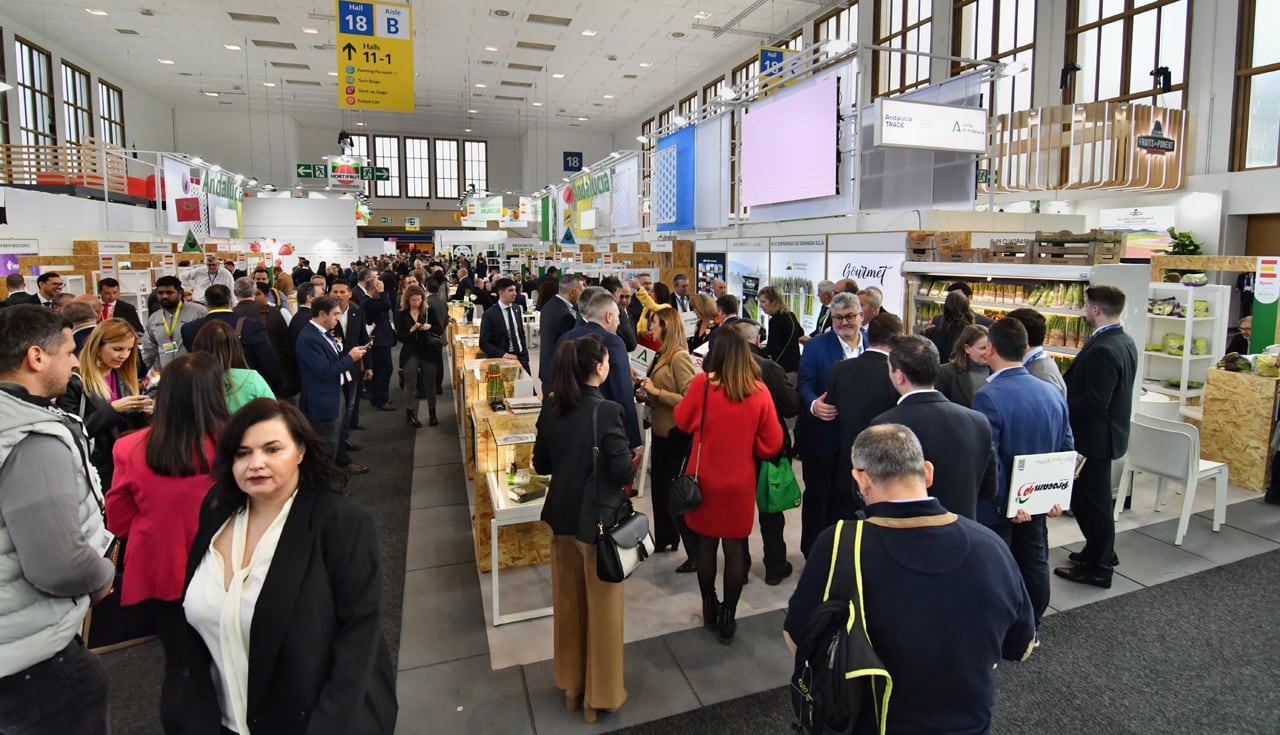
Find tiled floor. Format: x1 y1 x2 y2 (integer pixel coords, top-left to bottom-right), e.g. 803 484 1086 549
394 380 1280 734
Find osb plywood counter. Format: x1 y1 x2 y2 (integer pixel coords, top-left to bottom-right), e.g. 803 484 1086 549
469 400 549 571
1201 368 1280 492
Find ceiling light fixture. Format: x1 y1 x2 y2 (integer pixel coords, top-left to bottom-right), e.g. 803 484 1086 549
635 135 647 143
224 43 242 50
551 73 565 79
204 91 219 97
85 8 108 15
262 81 276 86
191 156 204 164
328 71 338 76
475 83 486 88
355 121 365 126
602 94 614 99
157 58 175 64
693 10 712 20
531 101 542 106
301 27 319 34
210 164 222 172
581 29 597 36
639 62 653 68
672 114 687 126
484 45 499 52
468 109 478 114
247 179 258 186
464 128 472 132
576 116 588 121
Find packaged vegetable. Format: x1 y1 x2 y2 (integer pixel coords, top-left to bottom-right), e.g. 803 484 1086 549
1255 355 1279 377
1194 300 1209 318
1162 334 1185 356
1145 342 1165 353
1192 337 1209 355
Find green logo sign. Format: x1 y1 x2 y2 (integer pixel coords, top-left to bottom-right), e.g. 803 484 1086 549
360 166 391 181
296 163 327 178
573 171 611 199
203 172 244 201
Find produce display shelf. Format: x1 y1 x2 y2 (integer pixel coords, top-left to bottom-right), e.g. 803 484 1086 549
914 295 1085 318
1141 380 1205 398
1144 352 1216 360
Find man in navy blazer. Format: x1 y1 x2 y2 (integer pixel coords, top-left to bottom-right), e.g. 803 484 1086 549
359 278 396 411
181 284 285 394
796 292 866 557
296 295 369 462
972 318 1074 627
871 335 997 520
329 282 369 434
478 277 531 374
553 290 643 459
538 274 583 392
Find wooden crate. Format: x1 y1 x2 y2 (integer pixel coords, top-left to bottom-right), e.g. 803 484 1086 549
907 245 937 262
1033 240 1122 264
987 241 1033 262
936 246 985 263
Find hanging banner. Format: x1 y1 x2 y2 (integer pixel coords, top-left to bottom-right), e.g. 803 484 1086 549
1256 257 1280 306
611 156 641 236
654 126 696 232
336 0 415 112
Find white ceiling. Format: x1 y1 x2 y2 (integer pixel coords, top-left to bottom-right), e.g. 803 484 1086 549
9 0 829 138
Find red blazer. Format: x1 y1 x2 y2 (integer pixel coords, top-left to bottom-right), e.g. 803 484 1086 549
106 429 215 605
674 373 782 538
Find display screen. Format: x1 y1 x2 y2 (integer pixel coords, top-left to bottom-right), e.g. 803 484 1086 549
695 253 726 294
740 76 838 207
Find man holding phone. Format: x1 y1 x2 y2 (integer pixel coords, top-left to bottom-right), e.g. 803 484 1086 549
297 295 370 470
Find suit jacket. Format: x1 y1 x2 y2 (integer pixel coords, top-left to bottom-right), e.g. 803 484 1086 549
555 322 642 447
427 293 449 334
104 300 145 333
333 303 370 349
1063 327 1138 459
826 350 901 482
360 293 396 348
0 292 37 308
235 301 294 395
616 306 638 352
626 292 645 325
181 310 285 394
809 304 831 337
752 347 800 453
669 293 692 313
180 488 397 735
478 302 530 371
296 322 359 421
538 296 578 394
351 283 369 304
870 391 998 520
794 331 850 459
286 306 313 388
971 367 1075 526
451 277 474 301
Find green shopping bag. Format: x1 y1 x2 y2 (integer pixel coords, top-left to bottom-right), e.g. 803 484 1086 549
757 456 802 514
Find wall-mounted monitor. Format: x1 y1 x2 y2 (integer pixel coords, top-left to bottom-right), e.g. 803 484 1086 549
740 75 838 208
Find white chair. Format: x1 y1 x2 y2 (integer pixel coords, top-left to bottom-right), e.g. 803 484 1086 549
1114 414 1229 546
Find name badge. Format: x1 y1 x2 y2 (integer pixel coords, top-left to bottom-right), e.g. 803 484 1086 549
161 341 179 354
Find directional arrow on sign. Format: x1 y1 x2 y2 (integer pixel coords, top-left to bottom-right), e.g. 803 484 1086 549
342 42 357 60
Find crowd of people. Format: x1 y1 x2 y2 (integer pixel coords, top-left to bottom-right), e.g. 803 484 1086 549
0 249 1144 734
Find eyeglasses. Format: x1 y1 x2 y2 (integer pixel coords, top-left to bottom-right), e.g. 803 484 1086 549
831 313 859 322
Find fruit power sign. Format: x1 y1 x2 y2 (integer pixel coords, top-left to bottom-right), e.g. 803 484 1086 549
1005 451 1077 517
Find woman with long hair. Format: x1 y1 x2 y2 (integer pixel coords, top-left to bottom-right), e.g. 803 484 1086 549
686 293 719 353
395 284 443 427
58 317 152 485
636 305 697 569
674 329 782 645
756 285 803 375
191 320 274 412
936 324 991 408
532 336 636 724
181 399 397 734
929 290 977 363
106 352 229 732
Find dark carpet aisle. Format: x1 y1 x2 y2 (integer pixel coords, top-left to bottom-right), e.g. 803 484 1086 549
614 548 1280 735
102 378 421 734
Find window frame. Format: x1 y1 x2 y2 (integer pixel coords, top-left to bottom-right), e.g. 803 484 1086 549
347 133 371 196
403 135 432 199
814 1 859 44
434 137 460 200
640 117 655 229
1231 0 1280 170
462 139 488 194
14 36 56 147
1064 0 1191 108
97 79 125 148
951 0 1037 118
61 61 94 145
0 28 8 147
372 134 402 198
731 57 756 92
872 0 935 99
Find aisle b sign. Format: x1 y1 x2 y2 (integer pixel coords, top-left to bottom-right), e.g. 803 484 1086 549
336 0 414 112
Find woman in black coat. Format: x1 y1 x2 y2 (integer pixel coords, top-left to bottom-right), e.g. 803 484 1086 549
394 285 443 427
757 285 803 375
180 399 396 735
532 335 636 724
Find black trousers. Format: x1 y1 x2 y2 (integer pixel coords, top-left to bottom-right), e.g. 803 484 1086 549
368 346 393 408
1071 456 1116 574
431 345 445 391
0 638 109 735
991 517 1050 626
799 450 838 558
347 369 363 429
648 433 691 552
138 599 189 734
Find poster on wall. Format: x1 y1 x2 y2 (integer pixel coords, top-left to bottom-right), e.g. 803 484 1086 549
769 237 827 332
1099 206 1175 259
727 238 769 320
826 251 906 317
696 253 726 295
0 239 39 277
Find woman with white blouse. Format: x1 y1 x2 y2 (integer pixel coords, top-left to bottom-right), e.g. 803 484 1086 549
180 399 397 734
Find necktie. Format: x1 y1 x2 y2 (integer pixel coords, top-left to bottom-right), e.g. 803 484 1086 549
506 306 522 354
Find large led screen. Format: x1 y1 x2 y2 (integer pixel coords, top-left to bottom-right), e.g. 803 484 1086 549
740 75 838 208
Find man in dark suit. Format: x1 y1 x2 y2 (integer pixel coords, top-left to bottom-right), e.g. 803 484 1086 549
796 291 865 557
627 274 650 325
33 272 64 309
451 267 474 301
359 277 396 411
871 334 997 520
972 318 1074 626
800 280 835 344
538 274 583 392
285 281 318 398
329 282 369 445
295 295 370 472
426 278 449 395
181 284 285 394
669 273 692 312
1057 285 1138 589
233 278 294 396
290 257 314 287
600 277 637 352
96 278 144 333
554 290 643 460
826 313 904 522
0 274 37 308
478 277 531 374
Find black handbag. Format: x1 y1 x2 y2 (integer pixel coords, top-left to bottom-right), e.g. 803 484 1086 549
589 401 654 583
669 377 709 515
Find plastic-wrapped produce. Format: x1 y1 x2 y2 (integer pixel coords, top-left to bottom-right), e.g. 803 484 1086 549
1162 334 1185 356
1191 337 1209 355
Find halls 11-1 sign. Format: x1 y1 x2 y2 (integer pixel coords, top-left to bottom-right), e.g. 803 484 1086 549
336 0 414 112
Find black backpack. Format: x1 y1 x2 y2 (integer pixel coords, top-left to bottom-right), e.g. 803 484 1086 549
791 520 893 735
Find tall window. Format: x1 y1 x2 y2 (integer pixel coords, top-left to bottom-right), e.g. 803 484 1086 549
61 63 93 145
0 29 9 147
657 105 675 133
677 93 697 120
372 135 401 198
1235 0 1280 169
640 117 655 228
463 140 488 193
778 31 804 52
703 76 727 115
97 80 124 147
404 136 431 197
1066 0 1189 108
434 138 459 199
873 0 933 98
953 0 1036 118
815 2 859 46
731 57 756 93
14 37 55 146
347 133 370 195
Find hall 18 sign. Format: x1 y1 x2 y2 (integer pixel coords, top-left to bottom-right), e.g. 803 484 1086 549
336 0 415 112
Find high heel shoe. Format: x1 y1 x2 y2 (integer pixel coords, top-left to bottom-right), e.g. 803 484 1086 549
701 594 720 631
406 409 422 429
717 605 737 645
675 559 697 573
428 411 439 427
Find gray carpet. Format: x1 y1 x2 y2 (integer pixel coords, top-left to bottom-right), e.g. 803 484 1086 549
102 374 425 733
613 548 1280 735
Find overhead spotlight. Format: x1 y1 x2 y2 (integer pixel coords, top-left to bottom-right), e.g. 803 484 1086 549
998 60 1029 78
635 135 647 143
1060 62 1082 90
672 114 687 126
824 39 852 55
718 89 737 102
247 178 258 186
210 164 222 172
191 156 204 165
1150 65 1172 94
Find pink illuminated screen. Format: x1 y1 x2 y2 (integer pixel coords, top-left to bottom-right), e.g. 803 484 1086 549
740 76 838 207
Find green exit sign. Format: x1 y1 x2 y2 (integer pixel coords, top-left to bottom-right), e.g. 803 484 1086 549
296 163 326 178
361 166 391 181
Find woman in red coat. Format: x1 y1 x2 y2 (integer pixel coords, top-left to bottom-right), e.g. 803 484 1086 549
106 352 229 733
674 328 782 645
